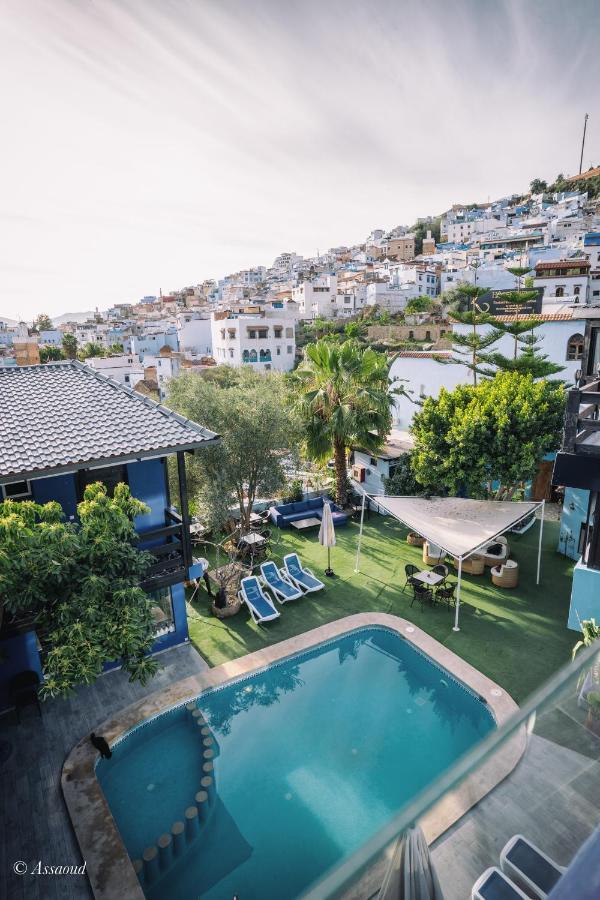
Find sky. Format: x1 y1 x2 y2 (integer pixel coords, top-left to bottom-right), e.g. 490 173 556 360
1 0 599 322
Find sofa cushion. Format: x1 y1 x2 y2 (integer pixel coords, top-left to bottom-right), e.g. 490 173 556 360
308 498 322 510
278 503 293 515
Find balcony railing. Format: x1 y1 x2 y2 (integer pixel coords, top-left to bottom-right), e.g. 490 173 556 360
562 379 600 456
137 507 188 591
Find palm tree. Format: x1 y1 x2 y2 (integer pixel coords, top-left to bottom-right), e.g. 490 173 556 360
293 340 402 506
61 333 78 360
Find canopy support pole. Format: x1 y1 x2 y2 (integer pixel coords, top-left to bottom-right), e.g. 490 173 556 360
354 493 367 574
453 557 463 632
536 500 545 585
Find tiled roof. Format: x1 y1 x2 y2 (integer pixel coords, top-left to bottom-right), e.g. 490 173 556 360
396 351 452 358
0 361 218 482
535 259 590 270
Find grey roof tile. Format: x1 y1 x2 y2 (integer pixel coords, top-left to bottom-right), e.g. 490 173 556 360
0 361 218 481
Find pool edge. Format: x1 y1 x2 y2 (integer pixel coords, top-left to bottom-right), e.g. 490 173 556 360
61 612 521 900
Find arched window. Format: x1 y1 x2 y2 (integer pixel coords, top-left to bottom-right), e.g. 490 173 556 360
555 286 564 297
574 285 580 295
259 349 272 362
566 333 584 361
242 349 250 363
249 349 258 363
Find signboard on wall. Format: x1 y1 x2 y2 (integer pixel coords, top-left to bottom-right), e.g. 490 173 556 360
472 288 544 316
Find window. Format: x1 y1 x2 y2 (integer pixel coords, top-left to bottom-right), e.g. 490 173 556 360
249 349 258 362
408 330 414 339
287 345 293 353
242 349 250 363
274 327 282 338
77 464 127 500
229 348 234 358
574 286 580 295
566 333 584 361
148 586 175 636
276 347 281 355
555 286 564 297
285 327 294 338
425 330 431 340
2 479 32 500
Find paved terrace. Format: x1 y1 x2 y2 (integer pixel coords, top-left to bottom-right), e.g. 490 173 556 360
0 644 208 900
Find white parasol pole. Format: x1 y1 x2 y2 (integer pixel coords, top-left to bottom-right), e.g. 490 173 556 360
354 493 366 573
453 556 463 632
536 499 545 585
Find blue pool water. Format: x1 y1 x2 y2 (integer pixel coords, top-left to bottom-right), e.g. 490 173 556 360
97 627 495 899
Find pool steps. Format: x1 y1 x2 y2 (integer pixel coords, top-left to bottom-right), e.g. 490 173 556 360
132 703 219 888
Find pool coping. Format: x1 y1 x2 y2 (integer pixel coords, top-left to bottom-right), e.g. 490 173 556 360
61 613 522 900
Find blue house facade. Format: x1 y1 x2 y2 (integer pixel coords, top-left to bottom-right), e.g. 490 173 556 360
0 361 218 705
553 317 600 630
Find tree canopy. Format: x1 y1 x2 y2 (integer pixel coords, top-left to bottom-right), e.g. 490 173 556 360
33 313 53 332
40 346 65 363
410 372 565 500
62 333 78 359
167 367 301 531
0 483 158 697
292 339 402 505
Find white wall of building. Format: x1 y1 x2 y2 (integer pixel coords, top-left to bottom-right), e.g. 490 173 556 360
211 313 296 372
292 274 338 319
177 314 213 358
84 354 144 387
389 353 466 429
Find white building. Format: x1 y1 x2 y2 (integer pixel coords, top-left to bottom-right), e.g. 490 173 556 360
365 282 410 313
334 285 368 317
389 264 439 297
351 429 414 496
388 351 465 429
84 354 144 388
534 259 590 306
176 312 213 359
210 310 296 372
292 274 338 320
142 351 183 398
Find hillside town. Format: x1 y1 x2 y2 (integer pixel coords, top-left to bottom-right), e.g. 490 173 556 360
3 171 599 432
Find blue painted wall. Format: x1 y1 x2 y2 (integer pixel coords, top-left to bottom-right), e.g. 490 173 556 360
126 458 168 536
0 630 44 712
31 473 78 520
568 560 600 631
558 487 589 560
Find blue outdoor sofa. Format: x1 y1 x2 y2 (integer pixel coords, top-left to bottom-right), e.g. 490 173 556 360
269 496 348 529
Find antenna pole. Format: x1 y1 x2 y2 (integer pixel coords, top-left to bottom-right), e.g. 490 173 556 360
579 113 589 175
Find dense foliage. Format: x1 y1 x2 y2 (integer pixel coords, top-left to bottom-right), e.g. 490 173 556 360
167 367 301 531
292 340 402 505
0 483 157 697
410 372 565 499
62 333 78 359
382 451 422 497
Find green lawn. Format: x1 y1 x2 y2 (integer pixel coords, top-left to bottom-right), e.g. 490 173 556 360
186 515 576 704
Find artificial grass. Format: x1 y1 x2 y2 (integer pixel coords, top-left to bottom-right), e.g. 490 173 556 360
186 515 576 704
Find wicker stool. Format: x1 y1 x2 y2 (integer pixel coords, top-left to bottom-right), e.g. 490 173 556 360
491 559 519 588
423 542 445 566
455 555 485 575
407 532 425 547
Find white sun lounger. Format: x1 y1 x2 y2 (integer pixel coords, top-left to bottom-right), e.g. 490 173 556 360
283 553 325 593
500 835 565 899
472 867 529 900
238 576 280 625
260 561 303 603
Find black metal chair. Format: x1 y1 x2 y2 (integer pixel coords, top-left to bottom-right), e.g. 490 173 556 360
10 670 42 723
410 584 433 610
403 564 420 593
431 564 449 585
435 582 457 609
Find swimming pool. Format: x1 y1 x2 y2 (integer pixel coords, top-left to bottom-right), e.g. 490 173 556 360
96 625 496 899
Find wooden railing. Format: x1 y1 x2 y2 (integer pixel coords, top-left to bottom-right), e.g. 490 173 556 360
563 379 600 454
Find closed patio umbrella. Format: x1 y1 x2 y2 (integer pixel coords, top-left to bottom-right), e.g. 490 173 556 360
379 826 444 900
318 500 336 577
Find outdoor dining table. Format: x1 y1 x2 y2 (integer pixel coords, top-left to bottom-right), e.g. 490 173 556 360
413 569 444 587
240 532 266 547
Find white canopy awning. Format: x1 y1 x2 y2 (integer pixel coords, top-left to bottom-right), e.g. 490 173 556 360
354 494 545 632
373 496 540 560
